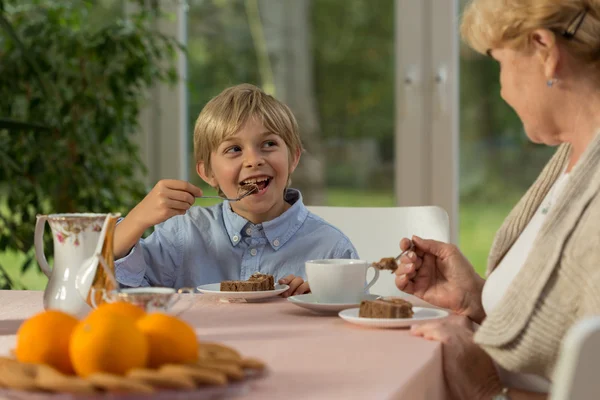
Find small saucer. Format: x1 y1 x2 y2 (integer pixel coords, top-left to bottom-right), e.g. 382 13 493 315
287 293 380 314
338 307 449 328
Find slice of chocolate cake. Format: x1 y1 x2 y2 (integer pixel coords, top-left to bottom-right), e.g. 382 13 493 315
372 257 398 272
248 272 275 290
220 273 275 292
359 297 414 319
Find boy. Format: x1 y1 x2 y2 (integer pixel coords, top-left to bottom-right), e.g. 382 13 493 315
113 84 357 297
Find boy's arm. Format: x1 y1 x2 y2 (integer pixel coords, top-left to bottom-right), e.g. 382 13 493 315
114 215 149 260
114 179 203 259
115 221 182 288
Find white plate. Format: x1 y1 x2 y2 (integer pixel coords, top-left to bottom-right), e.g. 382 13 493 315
196 283 289 300
338 307 449 328
287 293 380 314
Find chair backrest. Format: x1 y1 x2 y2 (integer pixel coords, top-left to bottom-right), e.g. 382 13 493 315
307 205 450 297
551 317 600 400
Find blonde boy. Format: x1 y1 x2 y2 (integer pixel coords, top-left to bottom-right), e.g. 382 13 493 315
113 84 357 296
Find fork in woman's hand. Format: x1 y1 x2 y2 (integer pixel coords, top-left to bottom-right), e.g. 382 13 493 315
372 240 415 272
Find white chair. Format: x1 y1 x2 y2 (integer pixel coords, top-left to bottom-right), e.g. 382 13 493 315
551 316 600 400
307 205 450 297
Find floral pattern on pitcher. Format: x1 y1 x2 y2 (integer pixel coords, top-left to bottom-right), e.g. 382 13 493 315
49 218 103 246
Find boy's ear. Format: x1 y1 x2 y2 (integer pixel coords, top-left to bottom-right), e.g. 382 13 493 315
196 162 218 187
289 147 302 174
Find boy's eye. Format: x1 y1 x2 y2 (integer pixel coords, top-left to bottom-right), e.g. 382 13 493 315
263 140 277 148
225 145 241 154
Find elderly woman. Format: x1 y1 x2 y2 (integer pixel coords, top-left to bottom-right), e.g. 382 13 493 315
396 1 600 399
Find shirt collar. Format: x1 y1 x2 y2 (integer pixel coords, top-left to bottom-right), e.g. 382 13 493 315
222 188 309 250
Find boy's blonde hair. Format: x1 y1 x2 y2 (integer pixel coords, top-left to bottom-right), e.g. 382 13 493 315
193 84 304 174
461 0 600 66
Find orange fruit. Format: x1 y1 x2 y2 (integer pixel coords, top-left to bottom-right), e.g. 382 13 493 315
69 312 148 377
136 313 198 368
15 310 79 374
90 301 146 321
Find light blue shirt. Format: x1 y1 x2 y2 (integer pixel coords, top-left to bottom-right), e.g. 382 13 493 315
115 189 358 288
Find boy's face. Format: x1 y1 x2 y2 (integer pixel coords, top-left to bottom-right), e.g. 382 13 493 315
197 118 301 224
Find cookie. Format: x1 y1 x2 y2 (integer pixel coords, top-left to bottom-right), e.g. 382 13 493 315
87 372 155 393
35 364 96 394
193 359 244 381
240 357 266 371
0 360 38 390
127 368 196 390
160 364 227 386
0 356 19 367
199 342 242 361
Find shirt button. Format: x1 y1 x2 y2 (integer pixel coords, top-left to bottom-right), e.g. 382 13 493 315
232 235 239 242
246 228 252 235
250 248 257 256
273 239 280 247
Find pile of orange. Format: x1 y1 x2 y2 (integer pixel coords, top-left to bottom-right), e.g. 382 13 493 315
14 301 199 377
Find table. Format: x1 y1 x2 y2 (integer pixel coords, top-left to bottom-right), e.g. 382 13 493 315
0 290 448 400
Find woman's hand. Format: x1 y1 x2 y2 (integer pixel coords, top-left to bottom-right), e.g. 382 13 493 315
395 236 486 322
411 316 503 400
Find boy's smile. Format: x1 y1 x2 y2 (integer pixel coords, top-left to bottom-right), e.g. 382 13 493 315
239 176 271 196
197 117 301 224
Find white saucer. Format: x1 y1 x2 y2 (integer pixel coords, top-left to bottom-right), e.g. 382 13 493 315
338 307 449 328
196 283 289 300
287 293 380 314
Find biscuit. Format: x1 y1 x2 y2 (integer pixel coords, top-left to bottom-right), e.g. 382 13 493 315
35 364 96 394
240 357 266 371
127 368 196 390
193 359 244 381
160 364 227 386
0 356 19 367
87 372 155 393
200 342 242 361
0 361 38 390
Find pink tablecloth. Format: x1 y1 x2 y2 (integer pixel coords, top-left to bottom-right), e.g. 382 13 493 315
0 290 447 400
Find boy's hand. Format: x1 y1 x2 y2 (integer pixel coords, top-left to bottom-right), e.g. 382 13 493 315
114 180 203 260
279 275 310 298
129 179 203 230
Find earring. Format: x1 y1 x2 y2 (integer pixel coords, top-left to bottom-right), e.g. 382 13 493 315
547 78 557 87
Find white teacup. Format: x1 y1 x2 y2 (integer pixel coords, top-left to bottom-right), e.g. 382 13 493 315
91 287 195 315
305 259 380 304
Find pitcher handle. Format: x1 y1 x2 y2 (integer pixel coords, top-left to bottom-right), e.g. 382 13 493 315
34 215 52 278
174 287 196 316
364 266 380 294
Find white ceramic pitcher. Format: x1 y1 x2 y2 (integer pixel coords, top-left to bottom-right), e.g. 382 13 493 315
34 213 120 317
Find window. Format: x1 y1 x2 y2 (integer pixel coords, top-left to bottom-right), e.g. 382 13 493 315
187 0 395 207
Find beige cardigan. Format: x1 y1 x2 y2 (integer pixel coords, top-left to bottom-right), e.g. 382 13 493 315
474 132 600 380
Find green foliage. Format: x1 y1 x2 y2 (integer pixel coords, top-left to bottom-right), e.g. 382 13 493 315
0 0 177 288
313 0 394 148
